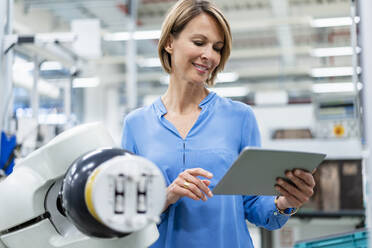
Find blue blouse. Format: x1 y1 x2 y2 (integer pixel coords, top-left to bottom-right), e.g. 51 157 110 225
121 92 290 248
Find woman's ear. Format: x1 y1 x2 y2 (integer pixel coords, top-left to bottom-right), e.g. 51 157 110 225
164 35 174 54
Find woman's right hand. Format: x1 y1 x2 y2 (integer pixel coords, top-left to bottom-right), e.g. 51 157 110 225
163 168 214 211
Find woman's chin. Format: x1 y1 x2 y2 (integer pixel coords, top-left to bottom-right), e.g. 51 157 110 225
188 76 208 85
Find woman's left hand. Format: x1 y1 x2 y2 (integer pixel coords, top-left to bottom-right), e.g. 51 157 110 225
275 169 316 210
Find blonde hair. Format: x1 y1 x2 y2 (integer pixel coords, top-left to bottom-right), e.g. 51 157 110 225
158 0 232 86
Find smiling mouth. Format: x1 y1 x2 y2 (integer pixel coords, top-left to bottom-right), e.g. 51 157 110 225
192 63 209 73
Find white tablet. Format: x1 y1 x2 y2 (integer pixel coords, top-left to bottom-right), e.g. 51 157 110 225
212 147 326 196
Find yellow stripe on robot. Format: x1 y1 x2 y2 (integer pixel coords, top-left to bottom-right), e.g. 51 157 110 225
84 168 102 222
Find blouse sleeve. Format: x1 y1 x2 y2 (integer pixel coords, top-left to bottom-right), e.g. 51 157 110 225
240 107 290 230
121 116 138 154
243 195 290 230
240 107 261 152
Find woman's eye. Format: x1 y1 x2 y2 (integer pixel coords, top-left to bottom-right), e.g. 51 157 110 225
214 47 222 52
193 41 203 46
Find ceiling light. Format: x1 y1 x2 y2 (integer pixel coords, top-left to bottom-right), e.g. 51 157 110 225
216 72 239 83
311 16 360 28
104 30 161 41
312 82 363 93
210 86 249 97
159 72 239 85
12 72 60 99
73 77 100 88
311 67 361 77
311 47 361 57
40 61 64 71
137 57 161 68
255 90 288 105
13 61 34 71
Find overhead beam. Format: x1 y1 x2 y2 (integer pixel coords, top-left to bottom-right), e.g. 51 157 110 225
270 0 295 67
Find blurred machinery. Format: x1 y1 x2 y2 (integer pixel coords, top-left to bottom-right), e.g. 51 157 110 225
0 123 166 248
313 94 360 139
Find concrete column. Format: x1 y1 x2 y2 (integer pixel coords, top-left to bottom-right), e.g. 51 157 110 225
64 77 72 122
106 86 121 145
0 0 14 132
83 85 105 123
125 0 138 111
359 0 372 245
31 56 40 119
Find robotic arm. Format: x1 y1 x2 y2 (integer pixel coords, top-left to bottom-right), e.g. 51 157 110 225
0 123 166 248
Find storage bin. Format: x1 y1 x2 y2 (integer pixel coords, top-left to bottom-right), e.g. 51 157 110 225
294 229 368 248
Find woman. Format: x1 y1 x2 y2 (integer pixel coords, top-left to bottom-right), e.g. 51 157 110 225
121 0 315 247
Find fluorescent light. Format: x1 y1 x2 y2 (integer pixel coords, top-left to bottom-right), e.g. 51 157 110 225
216 72 239 83
135 30 161 40
13 56 34 71
312 82 363 93
12 71 60 99
210 86 249 97
104 32 130 41
311 67 362 77
311 47 361 57
73 77 100 88
40 61 64 71
13 61 34 71
137 57 161 68
159 72 239 85
13 57 60 98
255 90 288 105
14 58 65 72
104 30 161 41
311 16 360 28
14 56 29 64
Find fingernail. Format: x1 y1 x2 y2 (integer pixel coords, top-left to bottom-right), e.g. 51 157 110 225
209 191 213 197
208 173 213 177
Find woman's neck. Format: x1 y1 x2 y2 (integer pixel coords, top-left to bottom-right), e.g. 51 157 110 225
161 77 209 115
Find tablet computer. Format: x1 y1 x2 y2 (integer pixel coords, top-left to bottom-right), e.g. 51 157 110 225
212 147 326 196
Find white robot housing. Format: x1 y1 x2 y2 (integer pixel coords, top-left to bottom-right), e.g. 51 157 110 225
0 123 166 248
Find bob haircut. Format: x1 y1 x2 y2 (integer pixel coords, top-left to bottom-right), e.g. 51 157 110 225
158 0 232 86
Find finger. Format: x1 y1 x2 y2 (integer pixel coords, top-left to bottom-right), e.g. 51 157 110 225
276 177 309 203
186 168 213 179
285 171 314 197
292 169 316 188
275 184 302 207
202 180 213 197
176 178 208 201
179 172 213 198
173 184 201 201
202 180 211 186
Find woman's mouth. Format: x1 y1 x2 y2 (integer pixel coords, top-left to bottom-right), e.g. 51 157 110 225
193 63 209 73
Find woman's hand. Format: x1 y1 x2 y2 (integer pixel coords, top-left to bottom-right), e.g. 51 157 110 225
163 168 214 211
275 169 316 210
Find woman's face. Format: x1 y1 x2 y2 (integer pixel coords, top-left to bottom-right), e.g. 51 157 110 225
166 13 224 85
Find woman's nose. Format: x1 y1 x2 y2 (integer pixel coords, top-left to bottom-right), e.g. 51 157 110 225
201 46 214 61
